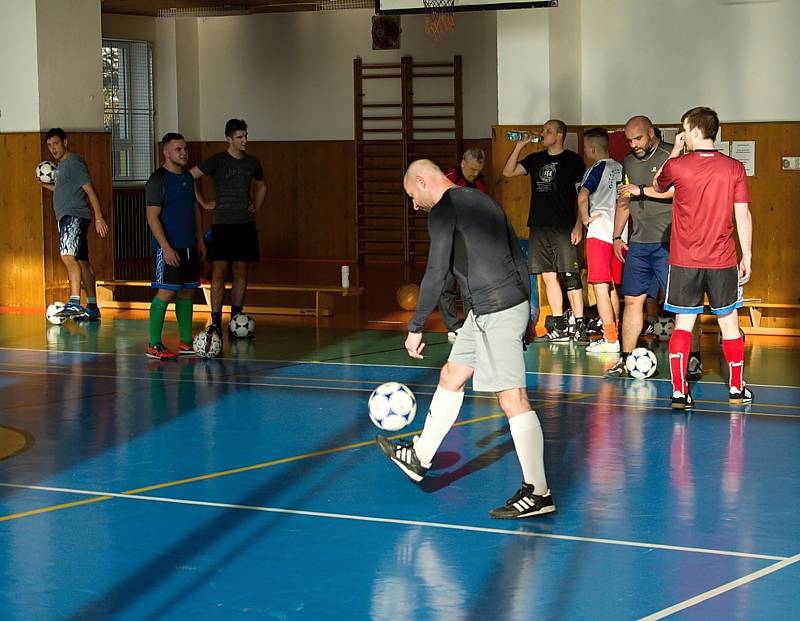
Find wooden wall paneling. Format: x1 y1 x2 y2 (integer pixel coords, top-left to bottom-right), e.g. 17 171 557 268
0 133 46 307
195 141 356 261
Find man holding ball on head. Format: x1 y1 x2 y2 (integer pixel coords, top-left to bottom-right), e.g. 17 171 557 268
376 160 555 520
144 133 206 359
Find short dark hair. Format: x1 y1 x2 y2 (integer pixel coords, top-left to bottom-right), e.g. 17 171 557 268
547 119 568 138
224 118 248 138
583 127 608 150
161 132 185 145
45 127 67 141
681 107 719 140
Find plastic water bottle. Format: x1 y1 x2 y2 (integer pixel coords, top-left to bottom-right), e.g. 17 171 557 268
341 265 350 289
506 130 542 143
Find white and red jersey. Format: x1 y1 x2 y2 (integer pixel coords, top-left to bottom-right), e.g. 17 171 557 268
656 150 750 269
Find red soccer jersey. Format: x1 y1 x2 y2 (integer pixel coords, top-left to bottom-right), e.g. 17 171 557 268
656 150 750 268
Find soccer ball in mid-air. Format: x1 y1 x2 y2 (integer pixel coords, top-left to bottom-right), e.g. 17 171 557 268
229 313 255 338
36 160 57 184
46 302 67 325
653 315 675 341
625 347 658 379
369 382 417 431
193 329 222 358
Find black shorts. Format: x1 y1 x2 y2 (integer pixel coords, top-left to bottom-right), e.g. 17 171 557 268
664 265 742 315
207 222 260 263
528 226 580 274
152 247 201 291
58 215 90 260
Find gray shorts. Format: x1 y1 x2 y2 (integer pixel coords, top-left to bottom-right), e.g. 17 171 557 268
448 300 529 393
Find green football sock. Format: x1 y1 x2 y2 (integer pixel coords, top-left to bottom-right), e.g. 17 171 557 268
176 296 194 344
149 297 169 346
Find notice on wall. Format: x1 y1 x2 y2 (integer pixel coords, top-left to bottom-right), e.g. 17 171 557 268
731 141 756 176
661 127 678 145
565 132 578 153
715 141 730 156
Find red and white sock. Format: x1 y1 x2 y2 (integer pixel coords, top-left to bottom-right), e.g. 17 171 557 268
669 329 692 395
722 336 745 392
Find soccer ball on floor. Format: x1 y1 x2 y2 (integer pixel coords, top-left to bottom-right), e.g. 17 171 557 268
368 382 417 431
193 329 222 358
35 160 57 184
653 315 675 341
229 313 255 338
625 347 658 379
46 302 67 325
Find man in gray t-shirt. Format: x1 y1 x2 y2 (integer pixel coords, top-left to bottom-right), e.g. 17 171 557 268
40 128 109 320
190 118 267 337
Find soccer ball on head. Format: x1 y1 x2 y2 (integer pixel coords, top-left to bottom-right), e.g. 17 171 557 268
35 160 57 184
653 315 675 341
193 329 222 358
368 382 417 431
46 302 67 325
625 347 658 379
229 313 255 338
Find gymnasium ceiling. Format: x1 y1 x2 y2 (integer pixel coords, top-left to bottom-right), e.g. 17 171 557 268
100 0 374 16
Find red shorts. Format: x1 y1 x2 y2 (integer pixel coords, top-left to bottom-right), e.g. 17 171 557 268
586 237 623 285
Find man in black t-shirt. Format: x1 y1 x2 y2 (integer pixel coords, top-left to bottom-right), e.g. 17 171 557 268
191 119 267 341
503 119 587 342
377 160 555 520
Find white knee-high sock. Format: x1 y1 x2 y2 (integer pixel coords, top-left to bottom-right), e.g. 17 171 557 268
412 386 464 466
508 410 548 495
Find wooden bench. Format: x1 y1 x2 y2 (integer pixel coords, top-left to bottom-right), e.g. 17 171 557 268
95 280 363 317
700 298 800 336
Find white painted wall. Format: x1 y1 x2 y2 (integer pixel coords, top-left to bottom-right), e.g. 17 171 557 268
36 0 104 131
580 0 800 123
0 0 41 131
548 0 580 125
496 9 551 125
195 9 498 140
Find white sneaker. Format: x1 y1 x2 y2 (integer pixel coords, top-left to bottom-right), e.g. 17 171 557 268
586 338 620 353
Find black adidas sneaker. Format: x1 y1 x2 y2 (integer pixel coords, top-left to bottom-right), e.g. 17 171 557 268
489 483 556 519
376 436 429 482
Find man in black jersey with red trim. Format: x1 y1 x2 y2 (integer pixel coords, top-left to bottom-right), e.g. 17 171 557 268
376 160 555 520
439 147 487 341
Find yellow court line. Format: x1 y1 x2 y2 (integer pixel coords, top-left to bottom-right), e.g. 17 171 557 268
0 411 510 523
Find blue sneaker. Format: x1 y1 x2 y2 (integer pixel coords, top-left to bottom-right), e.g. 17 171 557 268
55 301 86 318
75 306 101 322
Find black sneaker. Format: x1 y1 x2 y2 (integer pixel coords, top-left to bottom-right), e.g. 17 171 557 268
671 391 695 410
729 385 753 405
587 317 603 336
687 356 703 381
642 320 655 337
489 483 556 519
541 327 571 343
376 436 429 482
605 357 630 378
205 324 222 356
573 318 590 343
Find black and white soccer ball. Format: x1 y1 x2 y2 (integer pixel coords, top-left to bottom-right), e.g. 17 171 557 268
368 382 417 431
625 347 657 379
653 315 675 341
35 160 57 184
193 330 222 358
229 313 255 338
46 302 67 325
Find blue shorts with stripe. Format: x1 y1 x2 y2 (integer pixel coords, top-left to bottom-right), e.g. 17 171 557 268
621 242 669 298
152 247 201 291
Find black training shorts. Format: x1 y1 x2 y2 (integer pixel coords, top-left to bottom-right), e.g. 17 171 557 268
528 226 580 274
207 222 260 263
664 265 742 315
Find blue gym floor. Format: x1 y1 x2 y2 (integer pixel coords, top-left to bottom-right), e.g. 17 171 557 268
0 314 798 620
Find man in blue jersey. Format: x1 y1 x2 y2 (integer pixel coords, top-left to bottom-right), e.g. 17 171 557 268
144 133 207 359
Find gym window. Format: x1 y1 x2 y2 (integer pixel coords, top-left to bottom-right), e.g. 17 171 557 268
102 38 154 185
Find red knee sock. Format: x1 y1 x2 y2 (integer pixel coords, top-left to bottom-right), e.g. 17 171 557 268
669 329 692 394
722 337 745 391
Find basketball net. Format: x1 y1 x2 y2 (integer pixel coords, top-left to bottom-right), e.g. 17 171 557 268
423 0 455 42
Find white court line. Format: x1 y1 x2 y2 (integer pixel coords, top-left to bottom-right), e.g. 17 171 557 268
1 346 798 391
0 482 787 562
638 552 800 620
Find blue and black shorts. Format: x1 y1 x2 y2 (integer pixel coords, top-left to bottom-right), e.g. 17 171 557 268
664 265 742 315
58 215 90 260
152 247 201 291
621 242 669 298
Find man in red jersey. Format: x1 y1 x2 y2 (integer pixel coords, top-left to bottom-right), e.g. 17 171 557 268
653 107 753 409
